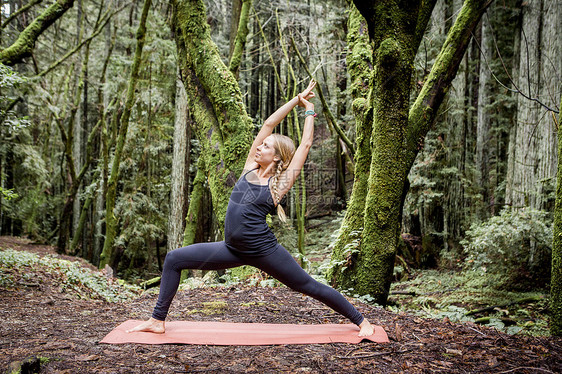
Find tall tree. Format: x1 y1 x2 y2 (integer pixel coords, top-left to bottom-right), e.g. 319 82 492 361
505 0 560 211
167 73 190 253
53 31 98 254
228 0 251 78
553 95 562 336
99 0 152 268
326 3 373 286
172 0 253 236
328 0 493 304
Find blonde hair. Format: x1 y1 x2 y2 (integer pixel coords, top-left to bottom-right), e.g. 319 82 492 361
270 133 295 223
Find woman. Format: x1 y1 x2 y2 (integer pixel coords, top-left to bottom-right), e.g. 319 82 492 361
127 80 375 337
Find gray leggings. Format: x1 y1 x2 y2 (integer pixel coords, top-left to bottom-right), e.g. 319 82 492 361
151 241 364 326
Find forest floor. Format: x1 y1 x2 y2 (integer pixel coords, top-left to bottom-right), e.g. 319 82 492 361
1 236 561 374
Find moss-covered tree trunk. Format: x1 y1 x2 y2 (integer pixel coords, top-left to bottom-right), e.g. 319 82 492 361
172 0 253 234
0 0 76 65
99 0 152 268
326 3 373 288
329 0 492 304
228 0 252 78
552 95 562 336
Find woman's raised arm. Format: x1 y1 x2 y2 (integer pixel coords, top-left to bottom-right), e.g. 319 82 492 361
274 93 316 201
243 96 299 170
243 80 317 171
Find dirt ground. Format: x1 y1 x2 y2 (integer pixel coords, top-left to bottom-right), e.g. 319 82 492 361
1 236 561 373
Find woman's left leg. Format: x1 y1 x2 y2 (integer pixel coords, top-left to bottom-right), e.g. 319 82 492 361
244 244 365 326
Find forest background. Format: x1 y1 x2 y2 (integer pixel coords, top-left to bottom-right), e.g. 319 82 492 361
1 0 561 336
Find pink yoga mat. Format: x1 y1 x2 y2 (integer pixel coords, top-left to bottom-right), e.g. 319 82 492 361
100 320 389 345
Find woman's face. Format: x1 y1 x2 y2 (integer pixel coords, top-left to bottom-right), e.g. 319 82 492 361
255 135 279 165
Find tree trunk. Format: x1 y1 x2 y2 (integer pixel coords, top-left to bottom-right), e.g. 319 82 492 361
56 29 93 253
330 0 492 304
443 30 468 251
552 95 562 336
172 0 253 235
167 74 190 253
99 0 152 268
475 11 491 215
228 0 242 59
505 0 559 211
228 0 251 78
72 0 84 241
183 157 206 247
70 182 95 254
93 18 116 265
326 3 373 288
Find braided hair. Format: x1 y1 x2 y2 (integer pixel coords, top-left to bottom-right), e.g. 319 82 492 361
269 134 295 223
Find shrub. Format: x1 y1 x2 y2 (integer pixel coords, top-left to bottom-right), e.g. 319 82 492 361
460 207 552 290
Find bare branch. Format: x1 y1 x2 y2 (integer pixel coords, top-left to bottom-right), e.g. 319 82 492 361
479 12 559 114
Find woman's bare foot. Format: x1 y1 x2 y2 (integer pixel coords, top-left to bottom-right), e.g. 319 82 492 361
358 318 374 337
126 317 165 334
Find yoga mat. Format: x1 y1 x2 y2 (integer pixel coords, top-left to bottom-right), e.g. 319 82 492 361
100 320 389 345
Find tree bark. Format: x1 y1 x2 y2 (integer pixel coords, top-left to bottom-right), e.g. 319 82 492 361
72 0 85 243
55 30 95 253
228 0 242 59
475 12 491 214
93 19 116 265
183 156 206 247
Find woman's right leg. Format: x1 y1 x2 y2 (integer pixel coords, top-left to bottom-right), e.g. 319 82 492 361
244 244 365 326
151 241 243 321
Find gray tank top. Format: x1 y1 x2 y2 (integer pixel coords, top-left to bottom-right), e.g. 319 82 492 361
224 167 286 256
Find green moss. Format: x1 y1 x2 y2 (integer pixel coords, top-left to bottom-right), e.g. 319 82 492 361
202 300 228 310
228 265 260 280
376 37 401 67
185 300 229 315
0 0 76 65
241 301 266 307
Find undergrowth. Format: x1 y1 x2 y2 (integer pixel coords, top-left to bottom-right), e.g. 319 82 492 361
388 269 549 336
0 249 141 302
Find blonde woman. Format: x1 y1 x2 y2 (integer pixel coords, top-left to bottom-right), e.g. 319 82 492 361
128 80 374 337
